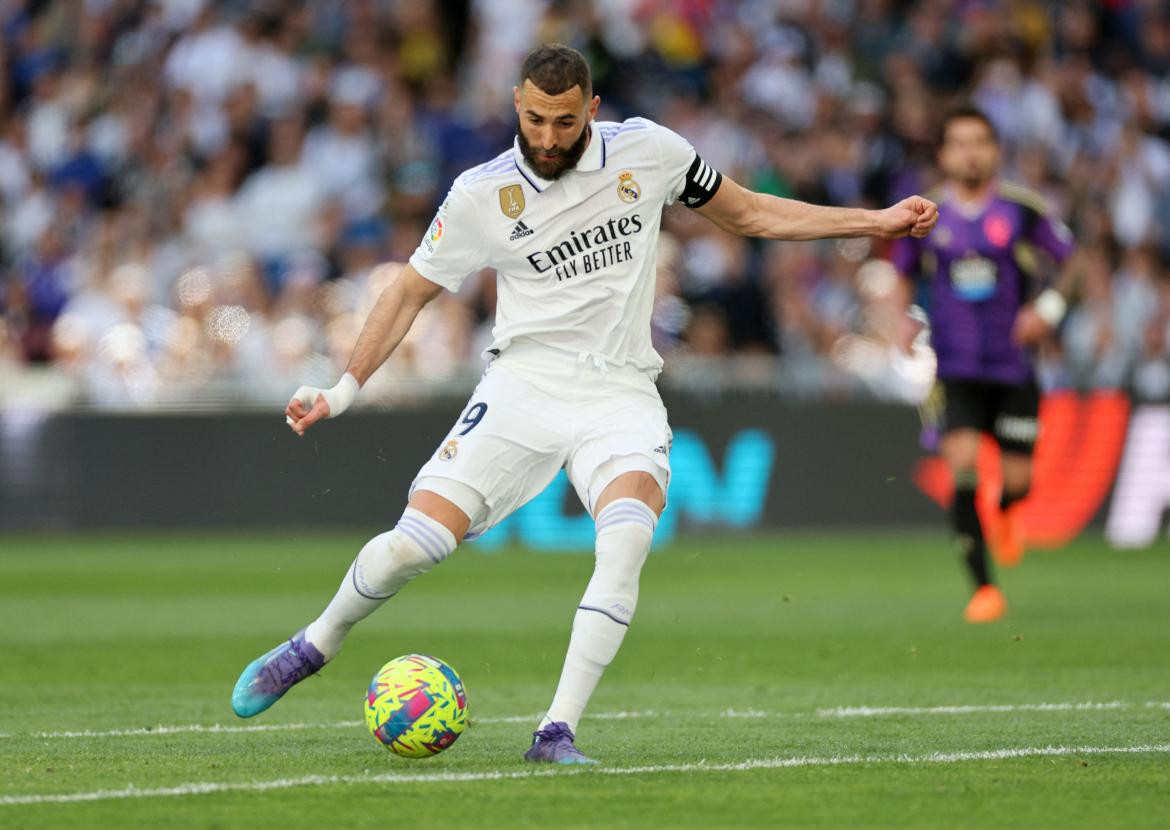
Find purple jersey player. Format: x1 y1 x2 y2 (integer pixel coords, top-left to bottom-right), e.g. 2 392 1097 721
890 107 1075 623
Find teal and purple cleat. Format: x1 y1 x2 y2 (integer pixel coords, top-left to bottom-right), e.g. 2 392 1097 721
231 630 326 718
522 721 599 765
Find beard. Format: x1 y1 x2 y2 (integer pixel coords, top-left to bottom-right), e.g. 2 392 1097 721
958 162 993 190
517 123 590 180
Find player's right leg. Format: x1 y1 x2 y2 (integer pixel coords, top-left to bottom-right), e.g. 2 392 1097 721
230 491 471 718
942 428 1006 622
233 365 563 718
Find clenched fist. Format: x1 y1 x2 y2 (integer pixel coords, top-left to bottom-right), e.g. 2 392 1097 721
876 196 939 239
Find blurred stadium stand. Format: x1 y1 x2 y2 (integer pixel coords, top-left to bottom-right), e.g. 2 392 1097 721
0 0 1168 411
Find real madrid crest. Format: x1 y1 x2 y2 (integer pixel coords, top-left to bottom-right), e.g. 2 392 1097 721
439 439 459 461
617 170 641 203
499 184 525 219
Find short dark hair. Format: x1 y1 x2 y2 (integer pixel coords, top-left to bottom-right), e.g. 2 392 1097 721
520 44 592 97
940 106 998 145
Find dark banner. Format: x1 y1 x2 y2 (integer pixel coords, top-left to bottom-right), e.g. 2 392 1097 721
1 392 1160 550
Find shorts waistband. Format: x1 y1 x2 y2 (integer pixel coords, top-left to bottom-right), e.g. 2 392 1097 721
492 341 656 380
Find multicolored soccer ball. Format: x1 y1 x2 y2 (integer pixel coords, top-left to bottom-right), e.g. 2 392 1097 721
364 654 468 757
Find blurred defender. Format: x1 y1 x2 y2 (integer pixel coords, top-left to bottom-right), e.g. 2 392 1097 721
891 108 1075 623
232 44 938 762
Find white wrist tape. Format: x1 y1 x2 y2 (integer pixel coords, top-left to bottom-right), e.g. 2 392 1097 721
293 373 359 419
321 373 359 416
1033 288 1068 328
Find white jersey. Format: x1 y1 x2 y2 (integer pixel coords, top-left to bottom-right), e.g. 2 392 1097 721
408 118 716 377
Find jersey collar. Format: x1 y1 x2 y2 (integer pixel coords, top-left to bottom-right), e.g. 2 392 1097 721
946 179 999 219
512 124 606 193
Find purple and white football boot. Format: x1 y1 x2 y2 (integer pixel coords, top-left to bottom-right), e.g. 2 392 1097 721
523 721 599 765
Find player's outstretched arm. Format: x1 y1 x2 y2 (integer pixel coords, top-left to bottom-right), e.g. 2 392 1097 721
285 263 443 436
694 175 938 241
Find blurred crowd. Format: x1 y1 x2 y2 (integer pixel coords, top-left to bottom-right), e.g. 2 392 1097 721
1 0 1169 409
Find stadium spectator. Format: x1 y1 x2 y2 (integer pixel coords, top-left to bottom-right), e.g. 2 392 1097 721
0 0 1168 408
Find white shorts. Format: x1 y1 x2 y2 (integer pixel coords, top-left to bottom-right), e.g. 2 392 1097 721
410 344 672 539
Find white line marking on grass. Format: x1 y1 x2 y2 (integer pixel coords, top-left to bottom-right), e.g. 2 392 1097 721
817 701 1135 718
3 710 661 740
6 700 1166 741
3 743 1168 806
721 708 770 719
475 710 660 725
21 721 359 739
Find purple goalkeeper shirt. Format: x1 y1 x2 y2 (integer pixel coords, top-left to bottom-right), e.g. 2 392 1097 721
890 182 1074 384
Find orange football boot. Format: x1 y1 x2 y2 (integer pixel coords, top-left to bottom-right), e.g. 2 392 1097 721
963 585 1007 623
988 508 1026 568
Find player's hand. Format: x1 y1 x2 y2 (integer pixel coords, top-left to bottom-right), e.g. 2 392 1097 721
285 386 333 437
1012 305 1052 346
284 374 360 437
876 196 939 239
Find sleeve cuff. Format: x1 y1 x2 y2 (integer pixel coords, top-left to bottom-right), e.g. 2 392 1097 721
407 253 462 293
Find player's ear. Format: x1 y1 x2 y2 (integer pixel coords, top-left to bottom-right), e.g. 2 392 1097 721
588 94 600 120
513 86 522 113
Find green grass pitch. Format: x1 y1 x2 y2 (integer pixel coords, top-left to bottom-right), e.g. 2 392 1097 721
1 529 1168 828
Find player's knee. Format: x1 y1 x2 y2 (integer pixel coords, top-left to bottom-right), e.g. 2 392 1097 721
595 500 656 575
395 506 459 564
354 509 458 598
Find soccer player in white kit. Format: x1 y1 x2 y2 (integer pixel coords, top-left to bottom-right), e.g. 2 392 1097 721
232 44 939 763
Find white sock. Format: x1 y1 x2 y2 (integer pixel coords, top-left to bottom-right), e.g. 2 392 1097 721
541 498 656 734
304 508 456 660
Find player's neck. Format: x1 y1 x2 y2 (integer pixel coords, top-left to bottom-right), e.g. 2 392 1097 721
949 178 997 212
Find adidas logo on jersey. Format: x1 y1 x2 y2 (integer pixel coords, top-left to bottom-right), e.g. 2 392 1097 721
509 221 534 240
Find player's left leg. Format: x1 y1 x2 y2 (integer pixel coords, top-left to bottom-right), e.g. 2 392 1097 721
525 470 664 765
987 381 1040 567
988 451 1032 566
999 452 1032 511
524 373 671 763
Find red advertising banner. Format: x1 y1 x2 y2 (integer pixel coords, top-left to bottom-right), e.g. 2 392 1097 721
912 391 1170 549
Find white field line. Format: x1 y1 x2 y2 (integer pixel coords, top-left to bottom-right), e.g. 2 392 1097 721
816 701 1138 718
0 710 656 740
3 743 1169 807
3 701 1167 741
12 721 361 739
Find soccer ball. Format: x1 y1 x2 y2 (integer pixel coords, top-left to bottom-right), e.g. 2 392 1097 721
364 654 468 757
